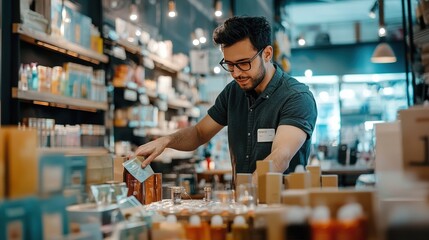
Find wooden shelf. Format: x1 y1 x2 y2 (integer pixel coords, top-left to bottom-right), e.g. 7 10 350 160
146 91 193 109
147 52 182 73
117 39 141 55
39 147 109 156
168 98 193 109
115 40 181 73
13 23 108 64
12 88 108 111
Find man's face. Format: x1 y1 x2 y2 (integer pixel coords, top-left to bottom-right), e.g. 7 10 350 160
222 39 266 92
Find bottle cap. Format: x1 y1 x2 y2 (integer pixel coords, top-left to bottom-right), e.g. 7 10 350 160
211 215 223 226
233 215 246 225
311 205 330 221
286 206 307 224
166 214 177 223
189 215 201 226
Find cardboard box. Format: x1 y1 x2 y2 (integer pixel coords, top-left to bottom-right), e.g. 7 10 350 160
308 188 376 237
400 107 429 180
0 129 5 199
306 165 321 188
265 173 282 204
284 172 311 189
235 173 252 189
5 128 39 199
321 175 338 188
281 189 309 206
256 161 273 204
113 157 126 182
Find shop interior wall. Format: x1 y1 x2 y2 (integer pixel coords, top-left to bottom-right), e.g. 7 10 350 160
289 41 406 76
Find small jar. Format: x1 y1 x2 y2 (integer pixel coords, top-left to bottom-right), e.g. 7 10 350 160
203 186 212 202
170 186 183 205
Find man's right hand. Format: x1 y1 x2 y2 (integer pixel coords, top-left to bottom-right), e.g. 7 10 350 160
134 136 170 168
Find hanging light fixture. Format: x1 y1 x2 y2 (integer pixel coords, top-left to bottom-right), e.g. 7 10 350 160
371 0 396 63
168 0 177 17
129 0 138 21
214 0 223 17
368 0 378 19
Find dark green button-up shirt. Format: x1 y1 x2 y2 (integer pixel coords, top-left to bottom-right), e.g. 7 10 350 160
208 65 317 174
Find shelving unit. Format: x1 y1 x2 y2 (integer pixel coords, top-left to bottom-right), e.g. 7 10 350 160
13 24 108 64
12 88 108 111
413 28 429 104
38 147 109 156
108 34 196 156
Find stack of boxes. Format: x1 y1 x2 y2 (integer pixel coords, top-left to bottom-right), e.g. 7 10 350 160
0 127 114 239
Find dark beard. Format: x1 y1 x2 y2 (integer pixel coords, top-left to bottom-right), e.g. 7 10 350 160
245 63 266 92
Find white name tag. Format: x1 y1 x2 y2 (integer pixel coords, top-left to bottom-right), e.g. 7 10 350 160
257 128 275 142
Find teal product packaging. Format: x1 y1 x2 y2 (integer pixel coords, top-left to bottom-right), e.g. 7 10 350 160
0 197 42 240
39 195 69 239
39 153 66 195
65 155 87 187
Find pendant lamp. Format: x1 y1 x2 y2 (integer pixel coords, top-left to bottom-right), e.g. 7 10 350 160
371 0 397 63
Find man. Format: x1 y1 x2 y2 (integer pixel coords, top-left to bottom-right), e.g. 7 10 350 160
135 16 317 184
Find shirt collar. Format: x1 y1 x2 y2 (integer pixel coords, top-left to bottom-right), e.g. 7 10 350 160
259 64 284 99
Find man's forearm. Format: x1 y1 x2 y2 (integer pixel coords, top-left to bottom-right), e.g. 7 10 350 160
166 126 206 151
263 148 292 173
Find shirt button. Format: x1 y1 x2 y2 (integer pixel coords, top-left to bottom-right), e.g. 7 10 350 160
247 133 250 136
250 109 253 112
246 155 249 158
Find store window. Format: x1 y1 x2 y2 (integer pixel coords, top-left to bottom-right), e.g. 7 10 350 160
297 73 409 161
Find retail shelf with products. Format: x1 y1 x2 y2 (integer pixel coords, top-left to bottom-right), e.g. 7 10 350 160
12 88 108 111
114 39 181 73
38 147 109 156
12 24 108 64
145 91 193 110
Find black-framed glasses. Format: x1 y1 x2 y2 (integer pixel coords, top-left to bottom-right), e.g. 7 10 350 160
219 48 264 72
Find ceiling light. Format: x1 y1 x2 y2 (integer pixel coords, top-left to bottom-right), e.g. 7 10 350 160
305 69 313 78
199 37 207 44
129 3 138 21
378 26 386 37
297 35 306 46
214 66 221 74
368 0 378 19
214 0 223 17
371 43 397 63
371 0 396 63
191 33 199 46
168 0 177 17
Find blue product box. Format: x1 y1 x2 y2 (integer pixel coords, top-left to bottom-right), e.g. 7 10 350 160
0 197 42 240
63 6 75 43
39 195 69 239
80 15 92 49
65 155 87 187
39 153 66 195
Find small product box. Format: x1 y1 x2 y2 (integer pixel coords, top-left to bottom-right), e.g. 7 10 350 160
0 197 42 240
65 155 87 187
4 127 39 199
39 153 66 195
40 195 69 239
0 129 5 200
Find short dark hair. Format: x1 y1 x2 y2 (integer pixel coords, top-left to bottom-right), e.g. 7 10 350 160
213 16 271 51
